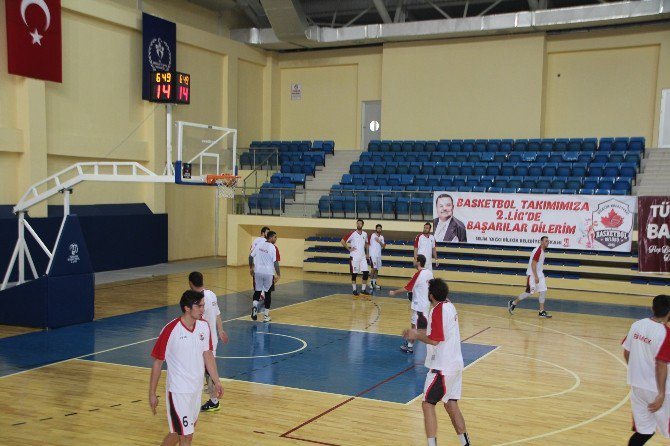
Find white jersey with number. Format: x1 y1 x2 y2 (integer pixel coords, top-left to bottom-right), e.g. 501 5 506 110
414 234 435 260
251 240 279 275
425 301 464 373
526 246 546 277
623 318 670 393
343 230 368 258
202 289 220 349
368 233 385 258
404 268 434 315
151 318 212 393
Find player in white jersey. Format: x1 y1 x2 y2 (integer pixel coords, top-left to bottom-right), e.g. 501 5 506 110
390 254 433 354
368 224 386 290
403 278 471 446
340 219 372 298
508 236 552 318
188 271 229 413
250 226 270 284
622 294 670 445
149 290 223 445
414 222 438 271
249 231 281 322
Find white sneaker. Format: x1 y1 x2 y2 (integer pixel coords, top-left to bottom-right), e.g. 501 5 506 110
263 315 271 323
374 284 381 290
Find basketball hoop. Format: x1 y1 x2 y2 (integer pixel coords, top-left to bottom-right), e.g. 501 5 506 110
206 174 239 199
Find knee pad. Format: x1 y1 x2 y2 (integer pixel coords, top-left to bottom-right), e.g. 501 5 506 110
253 290 262 301
538 291 546 304
362 271 369 281
264 292 272 309
351 273 358 282
407 291 413 302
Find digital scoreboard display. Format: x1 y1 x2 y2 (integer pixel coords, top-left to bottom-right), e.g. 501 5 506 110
149 71 190 104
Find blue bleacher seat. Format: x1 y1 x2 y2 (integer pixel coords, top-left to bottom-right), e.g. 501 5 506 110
579 188 596 195
488 186 503 193
588 163 605 177
614 177 632 194
572 163 588 178
556 164 572 177
528 165 543 177
583 178 599 190
603 163 620 177
620 163 637 178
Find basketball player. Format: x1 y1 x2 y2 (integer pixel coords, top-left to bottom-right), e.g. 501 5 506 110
369 224 386 290
390 254 433 354
249 230 280 322
403 278 471 446
622 294 670 446
507 236 552 318
249 226 270 279
341 219 371 297
187 271 229 412
149 290 224 446
414 222 438 271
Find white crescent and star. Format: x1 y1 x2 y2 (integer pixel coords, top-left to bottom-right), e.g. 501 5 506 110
20 0 52 46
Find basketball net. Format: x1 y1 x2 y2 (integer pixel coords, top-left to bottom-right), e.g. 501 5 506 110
206 174 239 199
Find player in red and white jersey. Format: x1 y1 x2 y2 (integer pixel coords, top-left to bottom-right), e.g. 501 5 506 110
403 278 470 446
622 294 670 445
414 222 438 271
368 224 386 290
149 290 223 445
340 219 371 298
250 231 281 322
390 254 433 354
508 236 552 318
188 271 229 413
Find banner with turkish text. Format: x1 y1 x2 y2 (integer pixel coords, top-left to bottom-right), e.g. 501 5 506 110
432 192 636 252
5 0 62 82
638 196 670 273
142 13 176 100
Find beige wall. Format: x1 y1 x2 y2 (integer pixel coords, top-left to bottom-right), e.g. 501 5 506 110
275 47 383 149
381 35 545 140
237 60 265 148
544 27 670 145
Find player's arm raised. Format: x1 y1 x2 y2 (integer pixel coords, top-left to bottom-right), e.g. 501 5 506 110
148 358 164 415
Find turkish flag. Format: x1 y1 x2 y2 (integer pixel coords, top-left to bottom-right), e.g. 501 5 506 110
5 0 62 82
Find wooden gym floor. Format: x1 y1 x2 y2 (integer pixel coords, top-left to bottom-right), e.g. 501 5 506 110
0 264 665 445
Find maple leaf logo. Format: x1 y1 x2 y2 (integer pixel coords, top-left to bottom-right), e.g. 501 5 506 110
601 209 624 228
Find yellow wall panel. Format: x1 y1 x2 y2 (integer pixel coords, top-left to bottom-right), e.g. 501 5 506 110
381 35 545 140
237 60 264 148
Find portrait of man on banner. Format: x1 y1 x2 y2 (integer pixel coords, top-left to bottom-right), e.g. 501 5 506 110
433 193 468 242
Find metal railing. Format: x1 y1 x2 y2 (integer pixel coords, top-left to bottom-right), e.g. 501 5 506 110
233 185 433 221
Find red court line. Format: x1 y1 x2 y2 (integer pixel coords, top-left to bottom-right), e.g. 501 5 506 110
280 327 492 445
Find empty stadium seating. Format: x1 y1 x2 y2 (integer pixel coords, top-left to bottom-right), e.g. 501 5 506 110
317 136 643 219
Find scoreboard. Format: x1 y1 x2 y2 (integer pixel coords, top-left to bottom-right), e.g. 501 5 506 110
149 71 190 104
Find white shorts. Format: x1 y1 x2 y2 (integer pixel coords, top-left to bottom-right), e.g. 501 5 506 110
525 275 547 294
166 391 200 436
349 256 369 274
370 256 382 270
254 272 274 292
423 370 462 404
631 386 670 437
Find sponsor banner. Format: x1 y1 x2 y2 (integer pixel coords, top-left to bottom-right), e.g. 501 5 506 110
638 196 670 273
432 192 636 252
5 0 62 82
142 13 176 100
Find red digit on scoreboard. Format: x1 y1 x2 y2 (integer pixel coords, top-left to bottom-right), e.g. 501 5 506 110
179 85 189 102
161 84 171 99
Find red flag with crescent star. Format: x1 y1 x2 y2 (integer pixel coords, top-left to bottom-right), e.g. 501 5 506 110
5 0 62 82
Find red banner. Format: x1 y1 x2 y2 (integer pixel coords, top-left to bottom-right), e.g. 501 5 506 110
5 0 62 82
638 196 670 273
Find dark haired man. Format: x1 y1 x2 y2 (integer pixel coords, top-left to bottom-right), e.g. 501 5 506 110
622 294 670 446
149 290 223 446
188 272 228 412
433 194 467 242
249 230 280 322
341 219 371 298
369 224 386 290
414 222 438 271
508 236 552 318
403 278 471 446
